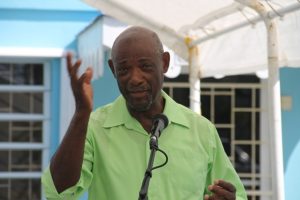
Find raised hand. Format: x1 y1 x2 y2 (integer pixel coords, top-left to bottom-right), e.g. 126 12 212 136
204 179 236 200
50 53 94 193
66 52 93 113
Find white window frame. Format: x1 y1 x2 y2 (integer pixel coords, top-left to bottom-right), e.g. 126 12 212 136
0 57 51 200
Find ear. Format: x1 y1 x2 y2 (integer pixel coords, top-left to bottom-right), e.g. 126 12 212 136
162 52 170 73
108 59 116 78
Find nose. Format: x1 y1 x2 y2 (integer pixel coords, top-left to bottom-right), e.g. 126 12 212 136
128 67 144 86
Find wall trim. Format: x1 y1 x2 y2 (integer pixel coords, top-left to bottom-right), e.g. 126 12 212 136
0 47 65 58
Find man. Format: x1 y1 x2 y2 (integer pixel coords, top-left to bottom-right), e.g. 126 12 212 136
42 26 247 200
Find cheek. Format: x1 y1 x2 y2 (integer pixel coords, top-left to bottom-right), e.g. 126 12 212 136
117 79 126 91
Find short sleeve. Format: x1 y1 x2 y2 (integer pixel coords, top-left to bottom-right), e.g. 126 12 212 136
204 123 247 200
41 127 94 200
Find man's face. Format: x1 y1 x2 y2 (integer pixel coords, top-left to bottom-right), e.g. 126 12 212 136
110 35 169 112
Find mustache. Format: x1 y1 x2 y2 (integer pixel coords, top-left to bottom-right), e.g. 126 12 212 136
127 86 150 92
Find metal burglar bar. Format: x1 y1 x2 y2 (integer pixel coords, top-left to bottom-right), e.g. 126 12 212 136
163 74 272 200
0 62 48 200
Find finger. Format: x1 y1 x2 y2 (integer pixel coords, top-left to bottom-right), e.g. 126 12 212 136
215 180 236 193
204 194 210 200
70 59 82 79
66 52 73 75
66 52 82 80
208 184 235 200
205 193 224 200
78 67 93 85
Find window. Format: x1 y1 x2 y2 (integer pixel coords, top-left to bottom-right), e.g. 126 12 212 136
163 74 272 200
0 62 49 200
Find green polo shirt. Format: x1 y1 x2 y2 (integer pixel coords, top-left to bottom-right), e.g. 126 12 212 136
42 91 247 200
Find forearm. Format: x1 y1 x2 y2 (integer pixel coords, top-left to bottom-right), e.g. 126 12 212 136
50 110 91 193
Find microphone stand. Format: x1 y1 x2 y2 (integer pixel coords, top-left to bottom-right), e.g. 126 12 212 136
138 137 158 200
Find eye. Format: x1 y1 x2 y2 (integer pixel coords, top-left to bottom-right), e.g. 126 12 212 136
117 67 129 75
141 63 153 70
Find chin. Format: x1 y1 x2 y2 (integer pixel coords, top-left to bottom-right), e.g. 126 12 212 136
129 102 152 112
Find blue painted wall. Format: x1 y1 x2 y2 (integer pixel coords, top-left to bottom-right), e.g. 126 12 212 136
0 9 97 48
92 50 120 109
280 67 300 200
0 1 99 48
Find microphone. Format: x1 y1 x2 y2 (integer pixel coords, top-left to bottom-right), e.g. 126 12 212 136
150 114 169 148
139 114 169 200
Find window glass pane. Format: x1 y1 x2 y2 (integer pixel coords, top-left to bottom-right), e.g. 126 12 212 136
256 144 260 173
0 92 9 112
12 122 30 142
235 89 252 107
32 122 43 142
9 92 43 114
12 93 30 113
255 112 260 140
31 151 42 171
0 151 9 171
173 88 189 108
162 87 170 95
11 179 29 200
13 64 31 85
33 64 43 85
255 89 260 108
0 63 11 84
0 122 9 141
33 93 43 113
0 187 8 200
217 128 231 156
31 179 41 200
11 150 42 172
235 145 252 173
235 112 252 140
201 95 211 120
215 95 231 123
11 151 29 171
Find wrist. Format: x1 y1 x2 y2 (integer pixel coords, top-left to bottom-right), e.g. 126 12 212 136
74 109 92 119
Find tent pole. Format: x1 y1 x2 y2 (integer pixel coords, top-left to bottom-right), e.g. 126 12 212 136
265 16 285 200
235 1 285 200
185 37 201 114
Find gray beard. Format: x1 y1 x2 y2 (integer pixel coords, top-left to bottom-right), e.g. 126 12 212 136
127 99 153 112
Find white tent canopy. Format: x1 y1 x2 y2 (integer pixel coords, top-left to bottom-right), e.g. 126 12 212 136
82 1 300 200
83 0 300 77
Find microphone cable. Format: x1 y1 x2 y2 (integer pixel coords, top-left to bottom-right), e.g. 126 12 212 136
150 147 168 171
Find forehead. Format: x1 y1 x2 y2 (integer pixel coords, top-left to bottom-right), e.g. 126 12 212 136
112 34 160 62
112 27 163 58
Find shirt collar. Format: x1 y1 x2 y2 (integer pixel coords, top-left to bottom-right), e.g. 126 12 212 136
103 90 190 129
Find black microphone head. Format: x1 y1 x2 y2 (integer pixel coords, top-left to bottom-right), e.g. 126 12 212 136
153 114 169 130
